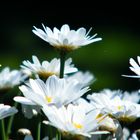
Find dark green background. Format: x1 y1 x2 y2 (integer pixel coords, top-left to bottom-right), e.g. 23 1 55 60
0 3 140 92
0 2 140 139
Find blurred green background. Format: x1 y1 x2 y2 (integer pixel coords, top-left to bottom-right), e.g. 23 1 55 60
1 3 140 92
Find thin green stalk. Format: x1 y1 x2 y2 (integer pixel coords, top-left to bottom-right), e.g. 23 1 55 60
60 51 66 78
37 121 41 140
7 92 21 138
58 131 61 140
56 130 61 140
6 102 18 138
1 119 6 140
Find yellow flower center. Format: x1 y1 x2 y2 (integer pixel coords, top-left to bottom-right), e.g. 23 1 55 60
46 96 52 103
73 122 83 129
38 71 59 79
117 105 123 110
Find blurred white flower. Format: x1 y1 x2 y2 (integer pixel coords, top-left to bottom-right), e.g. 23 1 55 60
87 93 140 122
129 133 139 140
123 127 130 140
32 24 102 51
43 104 106 138
72 98 94 113
21 55 77 79
122 90 140 103
0 67 25 91
21 104 40 119
122 56 140 78
14 75 89 108
0 104 18 119
87 92 116 110
67 71 95 87
97 89 140 103
98 89 122 99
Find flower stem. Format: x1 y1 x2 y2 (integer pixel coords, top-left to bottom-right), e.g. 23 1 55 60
56 130 61 140
37 120 41 140
1 119 6 140
60 51 66 78
6 102 18 139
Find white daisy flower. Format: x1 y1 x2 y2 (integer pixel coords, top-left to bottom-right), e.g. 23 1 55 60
87 93 140 122
32 24 102 51
72 98 94 113
67 71 95 87
42 104 107 138
0 104 18 119
14 75 89 108
21 55 77 79
99 89 122 99
122 90 140 103
122 56 140 78
0 67 25 92
99 89 140 103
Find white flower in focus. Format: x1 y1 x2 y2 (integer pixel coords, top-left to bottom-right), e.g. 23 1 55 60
0 67 25 91
67 71 95 87
122 56 140 78
0 104 18 119
42 104 105 138
14 75 89 108
21 55 77 79
32 24 102 51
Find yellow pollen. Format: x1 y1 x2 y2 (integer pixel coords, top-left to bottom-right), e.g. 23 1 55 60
117 105 123 110
46 96 52 103
96 113 103 119
73 123 83 129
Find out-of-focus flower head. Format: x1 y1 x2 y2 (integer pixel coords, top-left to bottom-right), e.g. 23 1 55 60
0 67 26 92
0 104 18 119
67 71 95 88
21 55 77 79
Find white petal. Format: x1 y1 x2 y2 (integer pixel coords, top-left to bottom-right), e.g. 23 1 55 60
14 97 36 105
76 27 86 36
60 24 70 34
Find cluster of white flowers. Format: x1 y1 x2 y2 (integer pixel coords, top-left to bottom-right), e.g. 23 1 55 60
1 24 140 140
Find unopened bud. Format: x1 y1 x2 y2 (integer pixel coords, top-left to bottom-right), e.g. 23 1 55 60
17 128 32 140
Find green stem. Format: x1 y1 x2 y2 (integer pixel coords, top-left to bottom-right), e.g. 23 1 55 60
56 130 61 140
58 131 61 140
1 119 6 140
60 51 66 78
37 121 41 140
6 102 18 138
